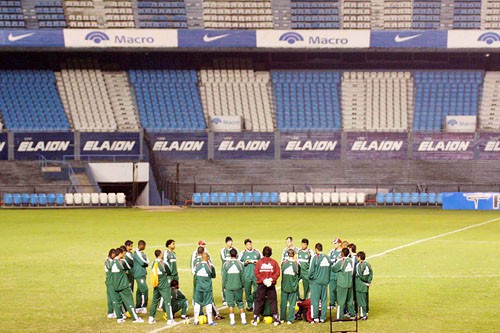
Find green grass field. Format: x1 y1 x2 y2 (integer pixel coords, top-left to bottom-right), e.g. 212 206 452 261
1 207 499 333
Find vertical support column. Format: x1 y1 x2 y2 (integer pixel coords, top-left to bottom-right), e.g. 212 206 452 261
208 131 214 160
275 131 281 160
139 129 144 161
74 131 80 161
341 131 347 160
8 131 14 161
408 131 413 160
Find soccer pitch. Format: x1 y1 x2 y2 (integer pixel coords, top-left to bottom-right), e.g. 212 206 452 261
1 207 499 333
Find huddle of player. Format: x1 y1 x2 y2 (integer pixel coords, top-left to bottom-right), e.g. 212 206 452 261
104 236 373 326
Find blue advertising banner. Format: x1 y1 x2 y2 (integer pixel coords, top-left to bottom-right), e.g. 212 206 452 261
478 132 500 160
14 132 73 160
214 132 274 159
178 30 257 48
413 133 476 160
346 132 408 160
370 30 448 48
148 132 208 160
442 192 500 210
0 29 64 47
280 132 341 159
0 132 7 160
80 132 140 156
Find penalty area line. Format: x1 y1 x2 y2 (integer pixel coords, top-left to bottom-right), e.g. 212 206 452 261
368 217 500 260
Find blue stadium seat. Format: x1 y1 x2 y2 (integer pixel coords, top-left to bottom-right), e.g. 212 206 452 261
270 192 279 204
244 192 253 205
201 193 210 205
437 193 443 205
236 192 244 205
55 193 64 206
394 193 403 205
21 193 30 205
13 193 21 206
376 193 385 205
261 192 270 204
419 193 429 205
411 193 420 205
428 193 437 205
3 193 13 206
192 193 201 205
47 193 56 205
38 193 47 206
385 193 394 205
227 193 236 205
253 192 262 205
210 193 219 205
402 193 411 205
218 192 227 205
29 194 39 206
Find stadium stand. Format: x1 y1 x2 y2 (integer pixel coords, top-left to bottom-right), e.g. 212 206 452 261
413 71 483 131
199 58 274 131
135 0 188 28
22 0 67 28
103 0 135 28
202 0 274 29
0 0 25 28
483 0 500 29
412 0 442 29
453 0 481 29
479 71 500 130
341 71 412 132
0 69 70 130
2 192 125 207
272 70 342 130
129 63 205 131
341 0 371 29
56 58 118 132
56 58 140 132
289 0 341 29
63 0 99 28
382 0 412 29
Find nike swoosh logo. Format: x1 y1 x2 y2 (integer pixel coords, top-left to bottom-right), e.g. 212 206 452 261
8 32 35 42
203 34 230 43
394 34 423 43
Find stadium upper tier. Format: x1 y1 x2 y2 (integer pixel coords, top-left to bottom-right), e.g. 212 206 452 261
0 66 498 132
2 0 500 29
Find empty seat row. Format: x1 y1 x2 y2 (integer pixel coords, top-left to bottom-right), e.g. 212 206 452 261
375 192 442 206
2 193 125 207
192 192 279 205
279 192 366 205
64 193 126 206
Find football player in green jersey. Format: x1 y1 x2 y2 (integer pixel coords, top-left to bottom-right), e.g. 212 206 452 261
332 248 356 321
124 240 134 291
222 249 247 326
238 239 261 311
308 243 330 324
193 252 217 326
297 238 314 300
133 240 149 314
280 249 300 324
220 236 238 305
105 248 116 319
328 238 343 308
355 251 373 320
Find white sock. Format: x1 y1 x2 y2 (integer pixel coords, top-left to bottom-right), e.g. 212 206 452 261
194 303 200 323
241 312 247 323
206 306 213 324
229 313 235 324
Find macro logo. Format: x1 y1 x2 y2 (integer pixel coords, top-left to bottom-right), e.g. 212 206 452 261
85 31 110 44
447 119 458 126
477 32 500 45
211 117 222 125
279 32 304 45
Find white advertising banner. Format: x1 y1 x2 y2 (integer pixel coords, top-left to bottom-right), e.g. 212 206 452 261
256 30 370 48
209 116 243 132
448 30 500 48
64 29 177 48
446 116 477 132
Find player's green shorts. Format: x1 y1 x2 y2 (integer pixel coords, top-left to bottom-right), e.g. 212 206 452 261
225 289 244 309
194 290 214 307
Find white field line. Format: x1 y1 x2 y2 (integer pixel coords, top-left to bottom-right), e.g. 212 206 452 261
367 217 500 260
377 274 500 278
151 216 500 332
